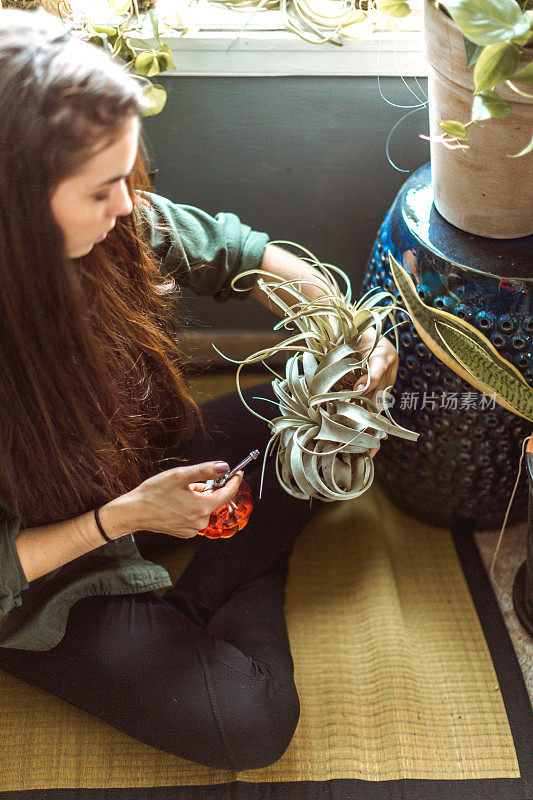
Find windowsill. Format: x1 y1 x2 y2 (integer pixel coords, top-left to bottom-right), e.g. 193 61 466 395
62 1 428 76
153 30 427 76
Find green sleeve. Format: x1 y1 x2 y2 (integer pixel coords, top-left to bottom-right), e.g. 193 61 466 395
134 191 270 303
0 517 29 616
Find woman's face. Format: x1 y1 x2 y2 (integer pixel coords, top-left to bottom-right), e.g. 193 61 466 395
50 115 140 258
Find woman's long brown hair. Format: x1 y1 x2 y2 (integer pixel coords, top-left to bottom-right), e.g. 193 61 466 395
0 10 202 528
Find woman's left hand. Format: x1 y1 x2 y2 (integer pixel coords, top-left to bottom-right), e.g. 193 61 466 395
352 326 399 459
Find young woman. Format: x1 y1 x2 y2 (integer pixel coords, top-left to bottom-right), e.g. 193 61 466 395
0 10 398 770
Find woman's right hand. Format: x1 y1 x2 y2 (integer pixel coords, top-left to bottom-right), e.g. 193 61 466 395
123 462 244 539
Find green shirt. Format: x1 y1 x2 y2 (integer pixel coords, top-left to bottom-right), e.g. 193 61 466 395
0 191 270 651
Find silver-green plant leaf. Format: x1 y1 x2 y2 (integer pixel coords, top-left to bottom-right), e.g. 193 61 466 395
510 60 533 85
511 28 533 47
472 88 511 119
388 252 533 422
140 83 167 117
265 348 419 502
463 35 485 67
213 241 421 502
474 43 522 92
134 51 161 77
154 44 175 72
439 0 532 46
378 0 412 17
439 120 469 139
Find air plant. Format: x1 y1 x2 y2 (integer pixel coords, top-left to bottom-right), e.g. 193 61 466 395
206 0 418 46
216 240 420 502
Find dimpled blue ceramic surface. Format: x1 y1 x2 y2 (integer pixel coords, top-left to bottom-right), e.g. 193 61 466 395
362 162 532 530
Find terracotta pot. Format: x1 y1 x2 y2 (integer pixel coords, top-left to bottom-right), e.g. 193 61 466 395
424 0 533 239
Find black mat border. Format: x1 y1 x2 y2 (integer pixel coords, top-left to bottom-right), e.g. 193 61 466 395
450 517 533 786
1 519 531 800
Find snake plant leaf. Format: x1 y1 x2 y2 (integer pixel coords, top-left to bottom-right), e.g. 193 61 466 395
439 0 532 46
435 320 533 417
388 252 533 422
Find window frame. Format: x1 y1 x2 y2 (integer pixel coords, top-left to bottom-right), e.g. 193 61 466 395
68 0 428 76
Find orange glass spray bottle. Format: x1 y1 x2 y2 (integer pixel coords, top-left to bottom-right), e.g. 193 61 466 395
197 450 260 539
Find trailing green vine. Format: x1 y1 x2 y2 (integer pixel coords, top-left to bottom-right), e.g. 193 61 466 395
33 0 533 150
35 0 200 117
422 0 533 156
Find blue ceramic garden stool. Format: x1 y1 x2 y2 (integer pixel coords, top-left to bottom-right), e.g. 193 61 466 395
361 162 532 532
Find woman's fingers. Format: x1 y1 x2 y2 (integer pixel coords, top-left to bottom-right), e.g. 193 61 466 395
189 473 243 508
176 461 230 486
351 330 398 460
129 463 244 537
353 331 399 399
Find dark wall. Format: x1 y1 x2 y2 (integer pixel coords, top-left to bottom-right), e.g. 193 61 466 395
141 76 430 331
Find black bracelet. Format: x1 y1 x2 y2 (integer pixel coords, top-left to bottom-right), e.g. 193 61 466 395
94 507 114 544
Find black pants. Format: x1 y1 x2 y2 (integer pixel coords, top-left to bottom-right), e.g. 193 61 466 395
0 384 320 771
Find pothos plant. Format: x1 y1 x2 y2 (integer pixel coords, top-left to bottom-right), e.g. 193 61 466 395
44 0 533 147
415 0 533 157
41 0 199 118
